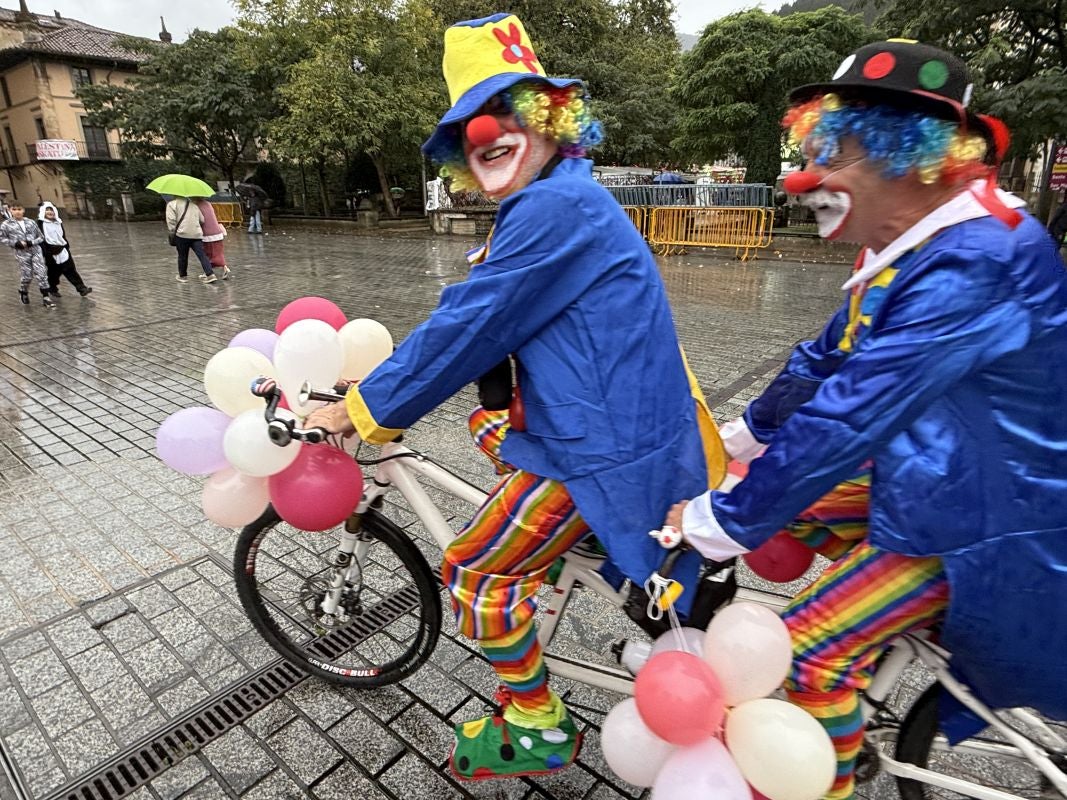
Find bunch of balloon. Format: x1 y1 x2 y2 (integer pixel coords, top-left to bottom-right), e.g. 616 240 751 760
600 603 836 800
155 296 394 532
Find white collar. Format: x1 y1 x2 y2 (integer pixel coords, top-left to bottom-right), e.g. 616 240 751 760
842 181 1028 290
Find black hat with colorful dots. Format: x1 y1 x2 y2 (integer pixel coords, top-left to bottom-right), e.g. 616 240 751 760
790 40 984 132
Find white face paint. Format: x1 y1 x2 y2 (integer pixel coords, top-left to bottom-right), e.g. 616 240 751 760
800 188 853 239
464 113 556 201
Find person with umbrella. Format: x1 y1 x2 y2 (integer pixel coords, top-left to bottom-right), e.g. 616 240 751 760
148 174 218 284
238 183 266 234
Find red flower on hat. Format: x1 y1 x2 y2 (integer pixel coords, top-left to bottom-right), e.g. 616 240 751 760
493 23 539 74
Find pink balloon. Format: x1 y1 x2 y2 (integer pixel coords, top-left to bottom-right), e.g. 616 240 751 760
268 445 363 531
743 532 815 583
275 297 347 333
634 651 725 745
202 467 270 528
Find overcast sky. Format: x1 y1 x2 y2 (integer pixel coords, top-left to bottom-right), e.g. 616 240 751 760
34 0 775 41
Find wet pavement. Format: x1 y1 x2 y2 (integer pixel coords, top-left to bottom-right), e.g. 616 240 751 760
0 219 886 799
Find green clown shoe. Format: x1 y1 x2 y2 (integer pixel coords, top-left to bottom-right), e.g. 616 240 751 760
450 688 583 781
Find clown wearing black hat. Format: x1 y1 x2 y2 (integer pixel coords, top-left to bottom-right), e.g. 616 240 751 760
666 40 1067 799
307 13 724 780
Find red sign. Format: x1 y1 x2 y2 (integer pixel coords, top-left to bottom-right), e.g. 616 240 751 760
1050 144 1067 191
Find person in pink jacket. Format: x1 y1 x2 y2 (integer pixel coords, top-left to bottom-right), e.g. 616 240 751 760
195 199 232 279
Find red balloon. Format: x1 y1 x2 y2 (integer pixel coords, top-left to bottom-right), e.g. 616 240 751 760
634 651 725 745
268 445 363 531
275 296 347 334
743 532 815 583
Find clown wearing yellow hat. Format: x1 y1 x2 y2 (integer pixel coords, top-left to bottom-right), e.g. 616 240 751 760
306 13 722 780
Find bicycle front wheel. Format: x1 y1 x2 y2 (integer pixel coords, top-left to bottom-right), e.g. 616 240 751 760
895 684 1067 799
234 505 442 688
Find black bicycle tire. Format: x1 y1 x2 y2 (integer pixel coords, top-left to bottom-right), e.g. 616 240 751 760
895 683 942 800
234 505 442 688
895 684 1067 800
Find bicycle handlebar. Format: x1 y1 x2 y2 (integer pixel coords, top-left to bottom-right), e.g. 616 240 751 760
251 377 341 447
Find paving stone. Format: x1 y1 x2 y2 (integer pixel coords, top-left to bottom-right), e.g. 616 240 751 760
378 752 462 800
44 618 102 661
90 674 153 729
148 753 210 800
54 717 119 776
202 727 274 795
244 699 298 739
1 631 49 662
328 706 405 775
156 676 210 717
124 638 186 692
100 612 156 653
0 686 32 736
67 642 128 691
152 606 209 647
30 680 95 740
8 652 70 696
127 583 180 618
266 716 344 785
239 768 307 800
311 762 389 800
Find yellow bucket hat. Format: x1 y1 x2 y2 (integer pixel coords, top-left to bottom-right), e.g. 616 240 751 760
422 13 583 156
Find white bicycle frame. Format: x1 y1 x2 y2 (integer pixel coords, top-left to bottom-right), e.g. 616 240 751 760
341 440 1067 800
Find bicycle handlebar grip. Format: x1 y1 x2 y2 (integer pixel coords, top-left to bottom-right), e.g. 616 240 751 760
250 376 279 397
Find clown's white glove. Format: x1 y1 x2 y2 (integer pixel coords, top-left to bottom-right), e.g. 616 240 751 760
719 417 764 464
681 494 751 561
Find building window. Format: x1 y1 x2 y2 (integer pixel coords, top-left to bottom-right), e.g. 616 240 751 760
81 118 110 158
0 77 10 108
71 67 92 88
34 117 46 140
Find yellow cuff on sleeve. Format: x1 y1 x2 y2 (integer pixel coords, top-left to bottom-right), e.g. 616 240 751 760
344 384 404 445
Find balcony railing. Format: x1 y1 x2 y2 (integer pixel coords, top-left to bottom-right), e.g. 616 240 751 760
22 139 123 164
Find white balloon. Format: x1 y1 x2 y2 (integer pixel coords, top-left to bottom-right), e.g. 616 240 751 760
601 698 676 787
223 409 301 476
273 319 344 415
203 346 275 418
338 318 393 381
652 737 751 800
725 699 835 800
703 602 793 706
651 626 705 658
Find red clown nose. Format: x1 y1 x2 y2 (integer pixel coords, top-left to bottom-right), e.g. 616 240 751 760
466 114 503 147
783 170 823 195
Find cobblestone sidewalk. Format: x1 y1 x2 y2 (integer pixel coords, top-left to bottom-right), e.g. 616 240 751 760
0 220 856 800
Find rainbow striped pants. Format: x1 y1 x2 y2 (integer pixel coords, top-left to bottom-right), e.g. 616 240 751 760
782 472 949 799
441 408 590 720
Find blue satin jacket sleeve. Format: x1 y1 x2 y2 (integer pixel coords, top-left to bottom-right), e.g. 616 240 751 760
744 301 850 442
715 247 1032 548
356 181 603 429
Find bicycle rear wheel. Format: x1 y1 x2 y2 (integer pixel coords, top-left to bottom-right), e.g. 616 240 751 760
234 505 442 687
895 684 1067 799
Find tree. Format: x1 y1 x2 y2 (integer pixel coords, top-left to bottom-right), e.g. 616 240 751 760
877 0 1067 217
673 8 875 184
77 29 276 191
236 0 440 218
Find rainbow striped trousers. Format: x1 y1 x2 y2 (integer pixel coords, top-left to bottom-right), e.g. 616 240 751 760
782 472 949 799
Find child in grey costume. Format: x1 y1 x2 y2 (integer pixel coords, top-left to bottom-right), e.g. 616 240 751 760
0 203 54 307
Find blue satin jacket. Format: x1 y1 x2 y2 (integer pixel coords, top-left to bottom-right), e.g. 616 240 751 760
712 212 1067 727
352 158 709 606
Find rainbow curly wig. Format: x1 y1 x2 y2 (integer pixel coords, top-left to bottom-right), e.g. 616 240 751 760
782 94 989 185
428 82 604 192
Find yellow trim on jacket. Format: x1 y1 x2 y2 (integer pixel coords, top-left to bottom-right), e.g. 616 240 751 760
344 384 404 445
681 349 728 489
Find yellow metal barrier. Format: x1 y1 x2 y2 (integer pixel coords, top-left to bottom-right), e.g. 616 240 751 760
647 207 772 260
622 206 646 238
211 202 244 226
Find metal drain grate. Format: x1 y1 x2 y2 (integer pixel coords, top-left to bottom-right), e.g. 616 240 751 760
46 583 423 800
47 659 306 800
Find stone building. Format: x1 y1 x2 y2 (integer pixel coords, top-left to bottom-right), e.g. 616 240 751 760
0 2 167 214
